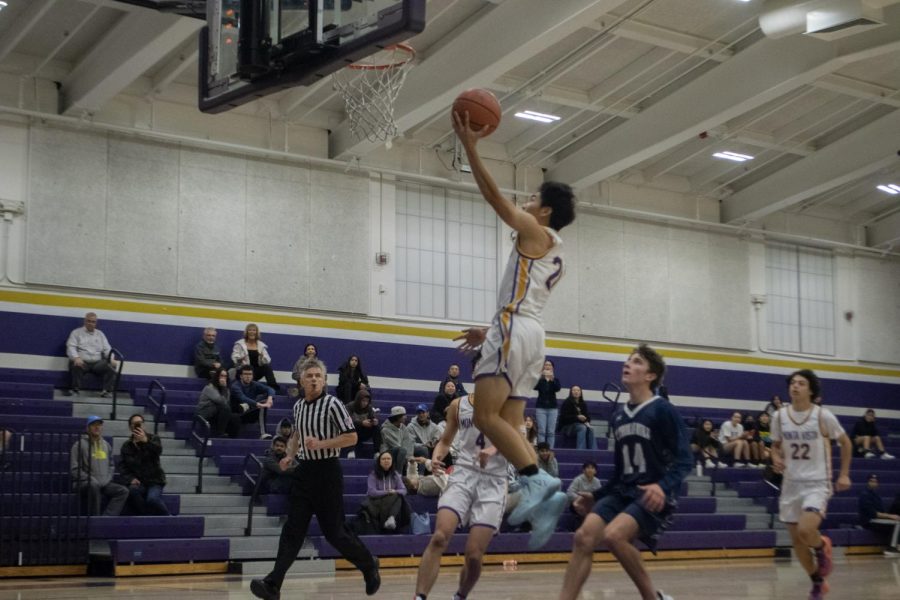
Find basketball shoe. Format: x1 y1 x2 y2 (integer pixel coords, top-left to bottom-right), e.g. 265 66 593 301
816 535 833 578
507 469 561 526
809 579 830 600
528 491 568 550
656 592 674 600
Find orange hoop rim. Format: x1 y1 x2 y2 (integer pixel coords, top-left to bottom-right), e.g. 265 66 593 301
346 43 416 71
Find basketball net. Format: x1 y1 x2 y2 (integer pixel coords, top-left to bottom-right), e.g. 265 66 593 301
332 44 416 146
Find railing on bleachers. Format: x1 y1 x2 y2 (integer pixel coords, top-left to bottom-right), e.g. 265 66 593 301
108 348 125 421
191 415 212 494
145 380 167 436
0 431 91 567
601 382 621 438
242 454 264 536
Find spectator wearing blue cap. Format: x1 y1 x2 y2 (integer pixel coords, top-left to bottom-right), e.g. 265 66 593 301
409 403 441 473
70 416 128 515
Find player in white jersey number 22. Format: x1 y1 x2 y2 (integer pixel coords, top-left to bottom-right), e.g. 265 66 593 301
771 369 852 600
414 394 508 600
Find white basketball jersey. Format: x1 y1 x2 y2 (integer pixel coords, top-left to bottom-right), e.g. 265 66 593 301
454 395 507 477
772 406 843 482
495 228 564 323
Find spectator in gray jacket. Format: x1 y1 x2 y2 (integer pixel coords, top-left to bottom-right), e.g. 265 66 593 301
193 327 223 379
70 416 128 515
381 406 421 468
66 312 118 396
409 403 441 457
196 368 240 437
536 442 559 478
566 461 603 505
260 436 296 494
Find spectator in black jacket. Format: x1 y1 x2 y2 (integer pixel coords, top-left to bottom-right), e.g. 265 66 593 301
534 359 561 448
260 436 297 494
346 388 381 458
119 414 170 515
431 381 457 424
230 365 275 439
859 473 900 551
853 409 895 459
336 355 369 405
437 364 466 398
558 385 595 449
193 327 223 379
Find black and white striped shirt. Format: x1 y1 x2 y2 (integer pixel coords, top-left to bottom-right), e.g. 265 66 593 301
292 392 356 460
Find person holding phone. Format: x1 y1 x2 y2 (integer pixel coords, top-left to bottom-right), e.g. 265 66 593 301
119 413 169 515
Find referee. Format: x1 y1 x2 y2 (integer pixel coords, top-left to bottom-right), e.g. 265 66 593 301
251 358 380 600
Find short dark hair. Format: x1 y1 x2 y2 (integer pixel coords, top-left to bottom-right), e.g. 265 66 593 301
787 369 821 399
633 343 666 388
582 460 597 470
539 181 576 231
237 365 254 375
865 409 875 416
128 413 144 427
272 435 287 445
537 442 551 451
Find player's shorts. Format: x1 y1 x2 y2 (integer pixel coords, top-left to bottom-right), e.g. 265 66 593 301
473 312 545 400
779 479 831 524
438 466 507 530
592 486 676 553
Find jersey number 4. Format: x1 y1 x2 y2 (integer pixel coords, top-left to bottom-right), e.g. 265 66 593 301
622 443 647 475
475 433 485 450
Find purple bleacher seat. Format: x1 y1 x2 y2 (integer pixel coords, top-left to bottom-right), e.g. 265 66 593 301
108 538 229 563
1 493 180 516
0 382 55 400
0 398 72 417
88 516 203 539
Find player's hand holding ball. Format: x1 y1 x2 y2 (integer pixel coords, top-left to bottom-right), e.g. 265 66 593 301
454 327 487 354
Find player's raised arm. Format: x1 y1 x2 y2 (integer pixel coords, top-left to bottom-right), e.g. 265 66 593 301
432 397 461 468
452 112 548 247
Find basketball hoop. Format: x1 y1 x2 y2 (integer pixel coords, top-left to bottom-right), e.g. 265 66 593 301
332 43 416 146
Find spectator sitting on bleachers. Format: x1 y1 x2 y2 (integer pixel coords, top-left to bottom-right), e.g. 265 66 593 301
336 355 369 405
536 442 559 478
566 460 603 507
231 323 279 392
361 451 410 533
290 343 318 386
524 414 538 448
119 414 169 515
409 404 441 461
403 456 449 497
757 411 773 457
230 365 275 440
277 418 292 440
381 406 423 467
438 363 467 398
347 388 381 458
720 411 751 467
431 381 457 424
70 416 128 516
690 419 726 468
764 394 783 417
853 409 895 459
196 367 240 438
558 385 595 449
858 473 900 551
193 327 223 379
0 428 10 470
65 312 118 397
260 436 296 494
742 413 765 468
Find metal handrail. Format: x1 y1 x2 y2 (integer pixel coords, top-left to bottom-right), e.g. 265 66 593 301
243 453 264 536
601 382 621 439
191 415 212 494
146 380 167 436
108 348 125 421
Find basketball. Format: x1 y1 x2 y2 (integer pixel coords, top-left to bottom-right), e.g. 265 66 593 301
453 89 501 133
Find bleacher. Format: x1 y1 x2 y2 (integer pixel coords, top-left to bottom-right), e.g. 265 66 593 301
1 366 898 576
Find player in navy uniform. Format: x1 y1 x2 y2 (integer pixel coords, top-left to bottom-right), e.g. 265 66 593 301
559 344 691 600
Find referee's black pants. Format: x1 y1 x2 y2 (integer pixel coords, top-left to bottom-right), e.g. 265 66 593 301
266 457 376 589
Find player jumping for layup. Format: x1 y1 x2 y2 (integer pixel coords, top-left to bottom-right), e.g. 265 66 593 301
771 369 851 600
451 111 576 550
560 345 692 600
414 394 508 600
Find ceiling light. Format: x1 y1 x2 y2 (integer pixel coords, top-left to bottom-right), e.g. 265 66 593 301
0 2 8 10
713 151 755 162
876 184 900 195
514 110 562 124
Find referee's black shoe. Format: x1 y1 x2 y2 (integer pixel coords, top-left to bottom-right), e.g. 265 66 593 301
364 557 381 595
250 578 279 600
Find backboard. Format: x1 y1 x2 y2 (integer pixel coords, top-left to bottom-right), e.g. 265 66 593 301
200 0 425 113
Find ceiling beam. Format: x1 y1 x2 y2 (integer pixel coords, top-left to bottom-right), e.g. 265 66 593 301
812 73 900 108
587 19 734 61
329 0 633 159
720 109 900 223
491 75 639 117
547 18 900 191
866 210 900 248
148 38 197 96
0 0 58 64
61 10 201 114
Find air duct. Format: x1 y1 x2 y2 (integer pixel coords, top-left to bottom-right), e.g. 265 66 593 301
759 0 886 40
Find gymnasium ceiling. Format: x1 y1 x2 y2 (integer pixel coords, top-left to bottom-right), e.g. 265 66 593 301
0 0 899 250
